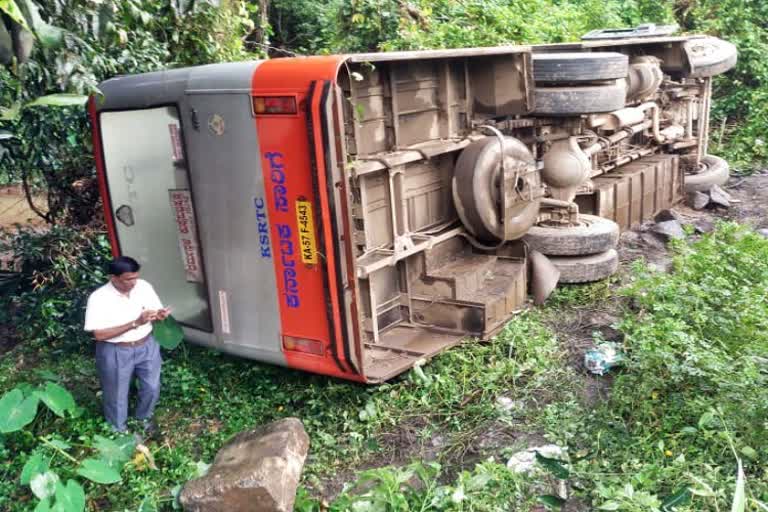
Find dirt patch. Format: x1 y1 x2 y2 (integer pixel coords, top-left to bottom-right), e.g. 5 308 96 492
717 172 768 227
0 188 46 228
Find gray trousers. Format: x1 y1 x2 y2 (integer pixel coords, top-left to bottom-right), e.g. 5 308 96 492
95 336 162 432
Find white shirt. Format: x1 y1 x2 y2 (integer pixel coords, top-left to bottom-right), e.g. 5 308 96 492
84 279 164 343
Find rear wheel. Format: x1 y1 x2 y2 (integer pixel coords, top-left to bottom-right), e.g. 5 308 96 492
550 249 619 283
522 215 619 256
533 81 627 116
532 52 628 83
684 155 729 193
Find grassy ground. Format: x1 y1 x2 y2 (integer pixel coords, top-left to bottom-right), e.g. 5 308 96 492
2 222 768 511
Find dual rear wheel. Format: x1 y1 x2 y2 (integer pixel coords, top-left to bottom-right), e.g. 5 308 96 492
523 215 620 283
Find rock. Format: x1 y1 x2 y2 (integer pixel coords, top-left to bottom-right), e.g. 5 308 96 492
431 435 446 448
708 185 731 208
620 230 642 246
694 218 715 234
180 418 309 512
686 191 710 210
651 220 685 241
654 209 684 224
757 229 768 238
640 232 665 249
507 444 565 474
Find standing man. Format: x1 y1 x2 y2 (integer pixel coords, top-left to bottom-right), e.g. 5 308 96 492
84 256 170 435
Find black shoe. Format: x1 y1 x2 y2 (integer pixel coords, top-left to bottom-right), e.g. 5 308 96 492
140 418 159 438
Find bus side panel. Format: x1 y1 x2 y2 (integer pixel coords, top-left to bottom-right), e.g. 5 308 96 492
252 57 364 382
181 63 286 364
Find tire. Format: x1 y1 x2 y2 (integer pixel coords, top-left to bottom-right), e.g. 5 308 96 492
684 155 729 193
532 52 628 83
550 249 619 284
683 38 738 78
453 136 541 241
522 215 619 256
533 81 626 116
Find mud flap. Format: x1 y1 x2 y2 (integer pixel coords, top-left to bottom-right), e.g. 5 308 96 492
530 250 560 305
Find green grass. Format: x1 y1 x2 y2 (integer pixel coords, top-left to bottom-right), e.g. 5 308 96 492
3 222 768 511
0 311 569 511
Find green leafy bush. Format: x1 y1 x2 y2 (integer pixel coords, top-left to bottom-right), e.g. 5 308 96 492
296 459 541 511
0 378 137 512
0 225 111 348
550 224 768 510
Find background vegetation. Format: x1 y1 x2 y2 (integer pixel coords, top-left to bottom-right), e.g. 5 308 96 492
2 0 768 510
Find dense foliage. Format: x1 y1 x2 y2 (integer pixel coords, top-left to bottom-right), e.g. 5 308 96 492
0 225 111 347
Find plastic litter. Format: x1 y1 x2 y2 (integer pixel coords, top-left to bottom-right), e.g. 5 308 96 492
584 342 624 375
506 444 565 474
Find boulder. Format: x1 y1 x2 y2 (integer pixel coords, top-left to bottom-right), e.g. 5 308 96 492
651 220 685 241
180 418 309 512
757 229 768 238
686 191 710 210
708 185 731 208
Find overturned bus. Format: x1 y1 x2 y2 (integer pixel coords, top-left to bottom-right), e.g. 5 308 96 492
90 25 736 382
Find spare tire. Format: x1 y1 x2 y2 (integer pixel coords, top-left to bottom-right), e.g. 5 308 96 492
533 81 627 116
453 136 541 242
522 215 619 256
550 249 619 284
533 52 629 83
684 155 729 193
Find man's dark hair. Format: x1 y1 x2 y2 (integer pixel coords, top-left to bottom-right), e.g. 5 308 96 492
108 256 141 276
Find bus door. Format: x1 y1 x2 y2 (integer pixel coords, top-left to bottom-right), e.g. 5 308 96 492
97 105 213 333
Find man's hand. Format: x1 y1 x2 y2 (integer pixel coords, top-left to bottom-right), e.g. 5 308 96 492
155 307 172 321
137 309 158 325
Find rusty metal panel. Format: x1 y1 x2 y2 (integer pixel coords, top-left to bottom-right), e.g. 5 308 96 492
588 154 681 231
644 154 683 208
468 53 532 117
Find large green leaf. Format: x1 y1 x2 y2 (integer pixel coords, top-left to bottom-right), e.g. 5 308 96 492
14 0 63 47
661 487 692 511
76 458 121 484
535 452 570 480
0 0 30 29
21 452 49 485
0 389 39 433
30 471 59 500
25 95 88 108
34 382 76 418
53 480 85 512
538 495 565 510
93 434 135 468
34 499 51 512
153 315 184 350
